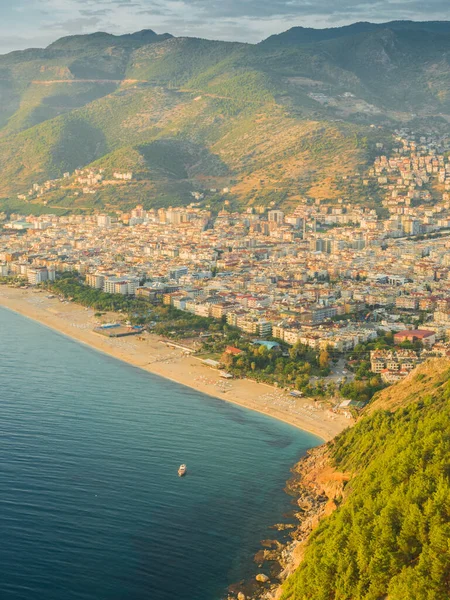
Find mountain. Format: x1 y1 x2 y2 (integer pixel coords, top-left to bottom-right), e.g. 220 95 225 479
280 358 450 600
262 20 450 46
46 29 173 51
1 22 450 212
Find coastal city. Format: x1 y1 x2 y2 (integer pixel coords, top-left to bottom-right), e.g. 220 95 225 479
1 16 450 600
2 129 450 410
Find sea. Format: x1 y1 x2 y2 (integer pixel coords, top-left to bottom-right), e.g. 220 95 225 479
0 307 321 600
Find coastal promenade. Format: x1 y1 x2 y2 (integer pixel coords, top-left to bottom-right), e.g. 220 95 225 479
0 286 351 441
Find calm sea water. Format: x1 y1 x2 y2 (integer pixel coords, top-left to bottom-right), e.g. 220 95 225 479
0 308 320 600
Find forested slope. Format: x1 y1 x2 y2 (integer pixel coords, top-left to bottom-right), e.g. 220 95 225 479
281 359 450 600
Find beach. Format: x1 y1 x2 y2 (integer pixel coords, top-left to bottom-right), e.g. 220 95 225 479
0 286 352 441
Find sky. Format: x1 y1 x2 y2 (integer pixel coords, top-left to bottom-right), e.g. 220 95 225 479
1 0 450 54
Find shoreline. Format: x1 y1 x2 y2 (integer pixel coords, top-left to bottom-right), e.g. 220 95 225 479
0 286 352 441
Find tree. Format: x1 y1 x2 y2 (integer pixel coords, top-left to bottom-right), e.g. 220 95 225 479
319 350 330 369
281 373 450 600
257 345 268 357
220 352 233 367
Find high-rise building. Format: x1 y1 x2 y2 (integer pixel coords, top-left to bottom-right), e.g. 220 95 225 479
27 266 52 285
268 210 285 224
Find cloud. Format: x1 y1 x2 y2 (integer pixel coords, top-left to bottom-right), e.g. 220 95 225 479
0 0 449 53
173 0 450 20
79 9 110 16
46 16 103 33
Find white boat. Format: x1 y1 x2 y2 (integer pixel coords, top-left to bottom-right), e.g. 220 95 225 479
178 464 187 477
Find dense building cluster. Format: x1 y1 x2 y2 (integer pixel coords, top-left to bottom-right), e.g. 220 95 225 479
2 131 450 385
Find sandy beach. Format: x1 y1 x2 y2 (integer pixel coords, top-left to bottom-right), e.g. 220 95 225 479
0 286 352 441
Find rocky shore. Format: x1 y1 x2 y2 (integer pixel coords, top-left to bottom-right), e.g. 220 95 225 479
227 444 350 600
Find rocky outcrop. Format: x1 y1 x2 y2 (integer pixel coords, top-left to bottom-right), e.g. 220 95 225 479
227 443 350 600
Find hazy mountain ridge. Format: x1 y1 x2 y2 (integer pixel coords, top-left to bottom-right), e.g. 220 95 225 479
262 20 450 46
1 21 450 210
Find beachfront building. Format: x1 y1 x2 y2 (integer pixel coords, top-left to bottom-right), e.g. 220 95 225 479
27 266 56 285
86 273 106 289
103 277 140 296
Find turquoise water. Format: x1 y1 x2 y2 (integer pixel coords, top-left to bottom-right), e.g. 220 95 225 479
0 308 320 600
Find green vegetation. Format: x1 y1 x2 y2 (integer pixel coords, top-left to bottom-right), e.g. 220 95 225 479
2 81 118 136
41 276 414 402
0 197 69 216
46 274 232 337
1 24 449 210
340 376 385 404
126 38 242 87
47 274 142 312
216 340 330 392
337 331 425 404
281 361 450 600
45 275 331 392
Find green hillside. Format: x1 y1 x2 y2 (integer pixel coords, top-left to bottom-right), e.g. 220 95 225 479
1 22 450 210
281 359 450 600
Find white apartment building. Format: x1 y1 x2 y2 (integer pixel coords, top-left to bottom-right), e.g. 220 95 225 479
27 266 55 285
103 277 140 295
86 273 106 289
